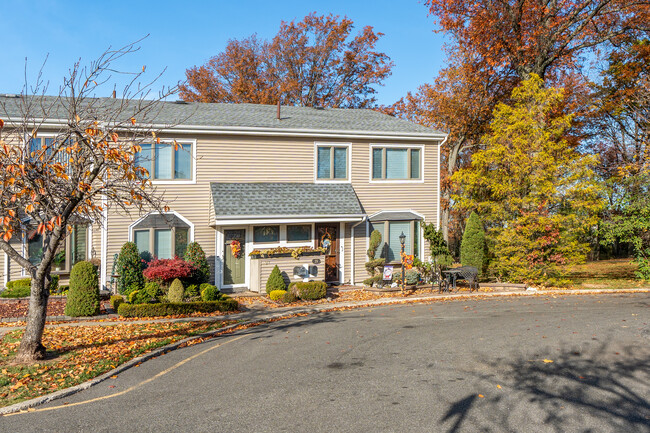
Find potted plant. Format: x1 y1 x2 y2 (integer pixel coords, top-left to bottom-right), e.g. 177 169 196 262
53 250 66 271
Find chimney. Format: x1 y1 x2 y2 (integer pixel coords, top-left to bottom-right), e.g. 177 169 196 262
112 90 116 99
277 101 281 120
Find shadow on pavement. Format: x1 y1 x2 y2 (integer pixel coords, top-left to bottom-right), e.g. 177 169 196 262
440 340 650 432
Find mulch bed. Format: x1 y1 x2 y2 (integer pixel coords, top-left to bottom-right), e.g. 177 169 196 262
0 299 108 319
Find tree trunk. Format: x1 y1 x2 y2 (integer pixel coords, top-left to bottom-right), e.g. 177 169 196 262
15 275 50 362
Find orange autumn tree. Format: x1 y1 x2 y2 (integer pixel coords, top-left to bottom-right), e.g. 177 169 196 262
0 42 175 362
392 0 647 243
180 13 393 108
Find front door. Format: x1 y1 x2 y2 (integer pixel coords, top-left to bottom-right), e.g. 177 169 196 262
316 223 339 283
223 229 246 286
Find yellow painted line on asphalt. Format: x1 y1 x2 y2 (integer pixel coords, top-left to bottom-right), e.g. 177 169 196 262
4 334 248 417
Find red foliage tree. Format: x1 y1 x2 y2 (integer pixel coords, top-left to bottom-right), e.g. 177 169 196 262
143 258 196 284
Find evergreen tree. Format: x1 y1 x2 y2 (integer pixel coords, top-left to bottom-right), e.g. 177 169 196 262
185 242 211 284
460 212 485 276
266 265 286 294
116 242 144 295
453 75 603 284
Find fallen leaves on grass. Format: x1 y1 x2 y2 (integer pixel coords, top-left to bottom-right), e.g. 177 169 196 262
0 320 234 408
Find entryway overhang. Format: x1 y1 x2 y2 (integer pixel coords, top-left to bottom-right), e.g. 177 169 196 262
209 182 366 227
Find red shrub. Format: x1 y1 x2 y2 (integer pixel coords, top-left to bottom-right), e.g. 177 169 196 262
143 257 196 283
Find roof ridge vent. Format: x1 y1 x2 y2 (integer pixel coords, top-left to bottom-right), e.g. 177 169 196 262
3 94 20 98
173 100 188 104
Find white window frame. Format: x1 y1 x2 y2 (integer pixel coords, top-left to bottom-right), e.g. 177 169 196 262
137 139 197 185
369 143 425 184
314 142 352 183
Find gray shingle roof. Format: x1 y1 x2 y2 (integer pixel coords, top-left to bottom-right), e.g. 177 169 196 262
0 94 445 137
211 183 364 217
368 210 423 222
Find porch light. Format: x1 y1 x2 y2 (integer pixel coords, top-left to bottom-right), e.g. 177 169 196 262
399 232 406 246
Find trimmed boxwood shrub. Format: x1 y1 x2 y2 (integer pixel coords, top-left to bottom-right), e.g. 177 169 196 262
281 290 297 303
168 278 185 303
185 284 199 298
266 265 286 294
117 298 239 318
294 281 327 300
116 242 144 295
65 261 100 317
269 290 286 301
201 284 221 301
185 242 211 285
110 295 125 311
1 278 32 298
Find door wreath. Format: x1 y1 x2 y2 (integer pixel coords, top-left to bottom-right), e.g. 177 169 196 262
230 240 242 258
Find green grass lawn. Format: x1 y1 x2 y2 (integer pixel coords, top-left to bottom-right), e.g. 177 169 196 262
564 259 649 289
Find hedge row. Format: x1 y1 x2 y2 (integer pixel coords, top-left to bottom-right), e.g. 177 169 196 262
117 298 238 318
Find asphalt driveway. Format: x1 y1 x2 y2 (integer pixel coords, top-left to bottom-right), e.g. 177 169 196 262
2 294 649 432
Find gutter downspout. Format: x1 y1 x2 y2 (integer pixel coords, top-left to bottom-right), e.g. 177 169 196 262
436 135 448 231
350 216 367 285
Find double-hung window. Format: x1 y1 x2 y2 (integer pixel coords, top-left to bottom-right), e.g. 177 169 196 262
372 146 422 180
135 141 193 181
316 144 349 181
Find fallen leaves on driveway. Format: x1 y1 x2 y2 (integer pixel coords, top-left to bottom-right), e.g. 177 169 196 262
0 320 234 408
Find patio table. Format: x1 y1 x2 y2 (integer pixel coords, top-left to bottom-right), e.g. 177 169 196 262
440 266 479 293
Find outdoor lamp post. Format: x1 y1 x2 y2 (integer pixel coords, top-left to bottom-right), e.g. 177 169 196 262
399 232 406 294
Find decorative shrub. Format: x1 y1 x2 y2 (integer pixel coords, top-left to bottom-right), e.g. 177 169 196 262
117 298 238 318
294 281 327 300
167 278 185 303
143 258 196 284
1 278 32 298
201 284 221 301
185 284 199 298
460 212 486 277
266 265 286 294
405 269 420 285
49 275 60 294
281 290 297 303
185 242 211 285
392 269 420 286
269 290 286 301
65 261 100 317
128 290 141 304
110 295 125 311
144 281 162 297
364 229 385 287
116 242 144 294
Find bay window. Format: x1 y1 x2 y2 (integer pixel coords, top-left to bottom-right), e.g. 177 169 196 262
370 220 419 263
132 213 191 259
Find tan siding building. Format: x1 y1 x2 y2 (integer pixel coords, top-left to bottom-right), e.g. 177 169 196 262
0 100 445 293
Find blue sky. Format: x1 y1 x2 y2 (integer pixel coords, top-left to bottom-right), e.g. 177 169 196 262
2 0 447 105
